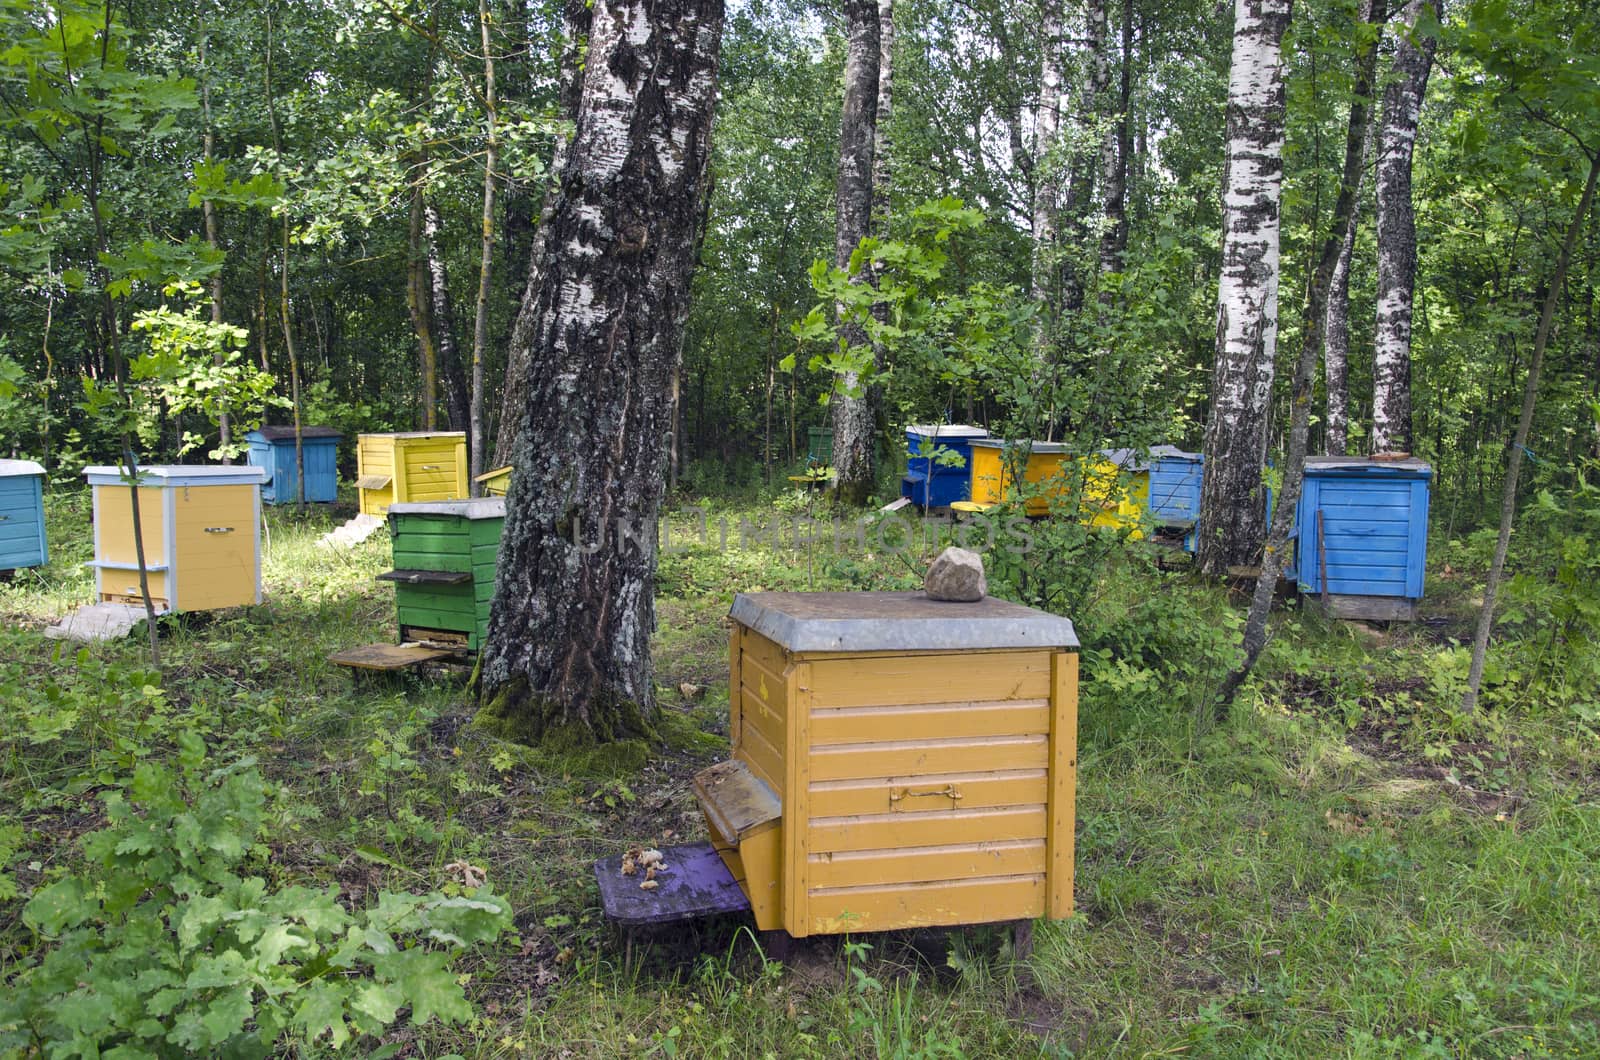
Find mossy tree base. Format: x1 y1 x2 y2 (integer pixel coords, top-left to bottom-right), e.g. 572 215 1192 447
474 674 657 752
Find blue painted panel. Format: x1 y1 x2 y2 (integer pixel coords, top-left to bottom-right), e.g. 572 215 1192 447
0 476 47 569
1295 464 1430 601
902 428 984 507
250 435 339 504
1148 453 1202 523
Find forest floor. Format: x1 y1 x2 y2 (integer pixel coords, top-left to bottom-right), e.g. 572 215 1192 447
1 487 1598 1057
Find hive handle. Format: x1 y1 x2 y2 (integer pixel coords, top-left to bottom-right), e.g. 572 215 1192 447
204 526 235 534
889 784 963 807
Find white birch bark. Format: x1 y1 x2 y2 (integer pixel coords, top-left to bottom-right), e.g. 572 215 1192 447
1371 0 1441 453
1197 0 1292 577
828 0 881 505
1030 0 1065 314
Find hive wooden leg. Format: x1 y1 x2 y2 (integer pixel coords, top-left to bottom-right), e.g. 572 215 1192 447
758 928 793 965
1012 920 1034 961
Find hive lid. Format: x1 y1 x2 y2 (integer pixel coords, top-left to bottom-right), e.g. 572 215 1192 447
0 458 45 478
248 426 342 441
905 423 989 440
1149 445 1200 462
731 591 1078 653
474 465 514 483
1304 455 1432 477
83 465 267 487
360 431 466 440
968 437 1075 454
388 497 506 519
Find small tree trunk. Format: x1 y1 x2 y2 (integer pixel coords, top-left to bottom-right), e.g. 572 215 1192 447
1096 0 1131 280
493 0 591 470
425 203 471 431
1464 150 1600 712
478 0 724 746
198 3 229 461
1197 0 1293 577
469 0 498 495
1371 0 1441 453
828 0 881 506
407 189 440 430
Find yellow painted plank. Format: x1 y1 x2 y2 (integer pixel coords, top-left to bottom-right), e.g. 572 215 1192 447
807 770 1047 817
95 485 167 566
728 625 742 747
738 685 784 751
809 700 1049 745
171 484 257 611
808 839 1045 889
740 629 790 689
807 874 1045 934
809 734 1047 782
804 652 1052 709
784 662 812 937
736 723 784 796
809 805 1045 854
1047 651 1079 919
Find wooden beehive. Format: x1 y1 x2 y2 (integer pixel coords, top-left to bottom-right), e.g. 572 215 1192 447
379 498 503 651
355 432 468 516
1289 456 1432 621
0 459 48 573
246 426 342 505
696 591 1079 937
84 465 266 613
967 438 1143 532
474 465 513 497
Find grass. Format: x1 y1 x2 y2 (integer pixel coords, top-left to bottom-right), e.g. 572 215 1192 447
1 485 1597 1057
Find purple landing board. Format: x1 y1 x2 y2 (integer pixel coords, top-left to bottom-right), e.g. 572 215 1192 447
593 841 752 927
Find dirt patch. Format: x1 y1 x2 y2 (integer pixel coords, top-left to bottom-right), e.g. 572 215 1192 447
1008 988 1091 1053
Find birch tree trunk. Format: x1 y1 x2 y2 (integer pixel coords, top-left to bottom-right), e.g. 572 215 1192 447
1323 177 1358 455
197 3 228 460
872 0 893 232
828 0 881 506
424 202 471 431
1097 0 1134 279
1463 151 1600 712
406 189 440 430
1197 0 1291 578
478 0 724 747
469 0 499 495
1214 0 1381 718
493 0 592 470
1371 0 1441 453
1030 0 1065 317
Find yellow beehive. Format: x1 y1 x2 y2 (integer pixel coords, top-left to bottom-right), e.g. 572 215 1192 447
355 432 468 515
696 591 1079 937
84 465 267 613
474 465 513 497
967 438 1144 532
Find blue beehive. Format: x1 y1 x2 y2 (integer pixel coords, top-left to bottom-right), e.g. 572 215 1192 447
1147 447 1203 526
0 459 48 572
247 427 342 504
1291 456 1431 621
901 424 988 508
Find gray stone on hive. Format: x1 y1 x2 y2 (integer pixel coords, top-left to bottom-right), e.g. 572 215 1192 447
924 546 986 602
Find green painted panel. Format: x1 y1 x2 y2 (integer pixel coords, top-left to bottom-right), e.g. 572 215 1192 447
393 531 472 558
469 519 504 545
393 547 471 573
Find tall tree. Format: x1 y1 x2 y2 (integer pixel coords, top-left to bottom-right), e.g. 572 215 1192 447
1030 0 1065 319
1197 0 1292 577
1216 0 1383 716
493 0 591 470
425 202 470 431
478 0 724 745
468 0 499 494
827 0 881 505
1370 0 1442 453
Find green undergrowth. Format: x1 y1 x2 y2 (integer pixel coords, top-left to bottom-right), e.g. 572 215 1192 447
0 488 1595 1056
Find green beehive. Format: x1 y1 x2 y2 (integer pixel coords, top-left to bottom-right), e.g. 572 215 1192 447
379 498 504 652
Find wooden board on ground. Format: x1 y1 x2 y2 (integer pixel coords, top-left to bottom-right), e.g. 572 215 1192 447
594 841 752 927
328 642 458 671
1306 593 1418 622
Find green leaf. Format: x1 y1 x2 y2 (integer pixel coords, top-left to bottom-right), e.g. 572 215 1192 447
372 949 472 1026
293 981 352 1050
24 878 94 935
